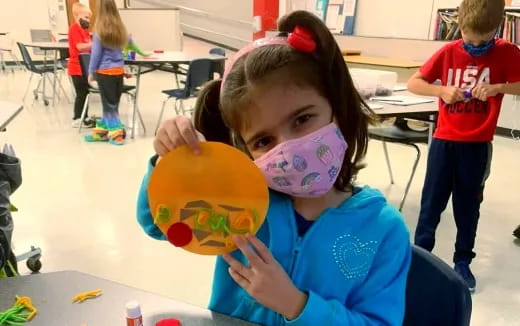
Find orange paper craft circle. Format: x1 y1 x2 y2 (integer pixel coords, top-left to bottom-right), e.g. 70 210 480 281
148 142 269 255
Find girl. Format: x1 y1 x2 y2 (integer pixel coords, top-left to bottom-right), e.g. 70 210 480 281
87 0 127 145
68 2 95 128
137 11 411 326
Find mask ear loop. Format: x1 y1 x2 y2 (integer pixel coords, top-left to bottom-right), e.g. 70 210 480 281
511 95 520 141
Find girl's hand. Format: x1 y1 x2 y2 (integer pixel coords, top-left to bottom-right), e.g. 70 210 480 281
153 116 205 157
87 74 96 87
222 234 308 321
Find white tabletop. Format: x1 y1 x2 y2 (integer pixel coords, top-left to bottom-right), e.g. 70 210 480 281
369 91 439 117
0 271 256 326
126 51 226 64
0 100 23 129
25 42 69 50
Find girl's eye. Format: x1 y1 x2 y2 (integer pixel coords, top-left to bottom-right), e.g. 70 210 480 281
294 114 313 127
253 137 273 150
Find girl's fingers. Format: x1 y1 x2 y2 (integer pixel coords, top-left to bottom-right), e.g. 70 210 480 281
245 234 273 264
176 116 201 154
158 126 177 152
153 139 169 157
222 253 254 280
233 235 263 267
228 267 250 289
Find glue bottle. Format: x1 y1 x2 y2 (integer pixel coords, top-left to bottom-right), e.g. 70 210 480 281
126 301 143 326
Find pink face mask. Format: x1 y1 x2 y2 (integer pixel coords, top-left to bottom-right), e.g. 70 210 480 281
254 123 348 197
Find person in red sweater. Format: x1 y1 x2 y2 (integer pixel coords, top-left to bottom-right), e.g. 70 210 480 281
408 0 520 292
68 3 95 128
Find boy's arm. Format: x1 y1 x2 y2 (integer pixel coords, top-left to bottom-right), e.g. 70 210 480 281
473 44 520 101
408 71 464 104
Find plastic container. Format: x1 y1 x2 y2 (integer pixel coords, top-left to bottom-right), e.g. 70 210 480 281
126 301 143 326
349 68 398 99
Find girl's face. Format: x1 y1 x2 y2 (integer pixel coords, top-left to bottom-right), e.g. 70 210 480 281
240 84 333 160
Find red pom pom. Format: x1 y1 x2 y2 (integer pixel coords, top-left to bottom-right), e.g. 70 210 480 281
156 318 181 326
287 26 316 53
167 223 193 247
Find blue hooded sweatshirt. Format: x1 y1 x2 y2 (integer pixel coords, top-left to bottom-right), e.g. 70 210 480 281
137 157 411 326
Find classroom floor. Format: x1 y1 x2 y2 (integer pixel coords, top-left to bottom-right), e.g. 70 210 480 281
1 37 519 326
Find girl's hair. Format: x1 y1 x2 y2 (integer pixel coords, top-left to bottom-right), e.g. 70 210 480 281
193 10 374 191
94 0 128 49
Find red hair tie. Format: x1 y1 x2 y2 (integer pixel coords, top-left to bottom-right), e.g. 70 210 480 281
288 26 316 53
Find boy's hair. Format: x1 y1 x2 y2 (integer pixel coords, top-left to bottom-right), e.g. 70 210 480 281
458 0 504 34
94 0 128 49
72 2 91 19
193 10 374 192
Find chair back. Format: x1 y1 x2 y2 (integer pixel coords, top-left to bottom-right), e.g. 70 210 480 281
404 245 472 326
209 48 226 78
16 42 37 72
183 59 214 97
58 38 69 60
78 53 90 79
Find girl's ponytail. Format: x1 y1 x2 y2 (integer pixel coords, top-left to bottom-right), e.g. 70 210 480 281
193 79 232 145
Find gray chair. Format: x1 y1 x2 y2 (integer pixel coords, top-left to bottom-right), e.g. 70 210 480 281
404 245 472 326
17 42 56 106
156 59 214 133
369 117 428 211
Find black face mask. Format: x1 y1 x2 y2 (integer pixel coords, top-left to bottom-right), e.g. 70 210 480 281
79 18 90 30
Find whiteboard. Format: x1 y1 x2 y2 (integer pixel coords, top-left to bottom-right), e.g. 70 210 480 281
354 0 436 39
119 8 182 51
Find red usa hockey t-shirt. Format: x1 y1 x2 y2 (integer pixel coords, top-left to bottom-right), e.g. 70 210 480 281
420 39 520 142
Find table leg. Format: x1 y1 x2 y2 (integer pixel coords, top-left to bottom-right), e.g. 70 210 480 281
428 114 435 149
42 50 47 101
52 49 58 106
131 64 142 139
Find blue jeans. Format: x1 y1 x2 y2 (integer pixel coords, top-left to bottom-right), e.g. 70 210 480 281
414 138 492 263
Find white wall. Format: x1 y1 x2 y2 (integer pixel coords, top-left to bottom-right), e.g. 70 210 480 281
129 0 253 49
0 0 69 59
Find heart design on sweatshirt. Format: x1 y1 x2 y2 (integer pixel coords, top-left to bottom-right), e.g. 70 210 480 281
332 234 378 280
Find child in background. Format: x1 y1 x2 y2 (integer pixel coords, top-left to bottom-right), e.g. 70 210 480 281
138 11 411 326
68 3 95 129
87 0 127 145
408 0 520 292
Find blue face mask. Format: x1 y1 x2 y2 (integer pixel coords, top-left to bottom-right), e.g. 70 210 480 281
463 38 495 57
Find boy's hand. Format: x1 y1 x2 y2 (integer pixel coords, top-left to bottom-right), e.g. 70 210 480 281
472 84 502 101
440 86 465 104
153 116 205 156
222 234 308 321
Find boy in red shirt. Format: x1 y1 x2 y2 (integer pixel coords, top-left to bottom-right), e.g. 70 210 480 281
408 0 520 292
68 3 95 128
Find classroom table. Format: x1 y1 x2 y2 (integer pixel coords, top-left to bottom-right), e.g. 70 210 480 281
0 271 256 326
24 42 69 107
368 90 439 144
124 52 226 139
0 101 23 130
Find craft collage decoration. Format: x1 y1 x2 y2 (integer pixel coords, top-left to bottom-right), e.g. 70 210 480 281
148 142 269 255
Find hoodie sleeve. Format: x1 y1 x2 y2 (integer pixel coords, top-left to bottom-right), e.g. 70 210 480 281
88 34 103 76
286 207 411 326
136 155 166 240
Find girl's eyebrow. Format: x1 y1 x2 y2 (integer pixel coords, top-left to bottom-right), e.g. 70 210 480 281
244 105 316 146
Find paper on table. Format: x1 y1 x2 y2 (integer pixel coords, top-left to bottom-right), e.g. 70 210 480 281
367 102 384 110
393 85 408 92
371 95 435 106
